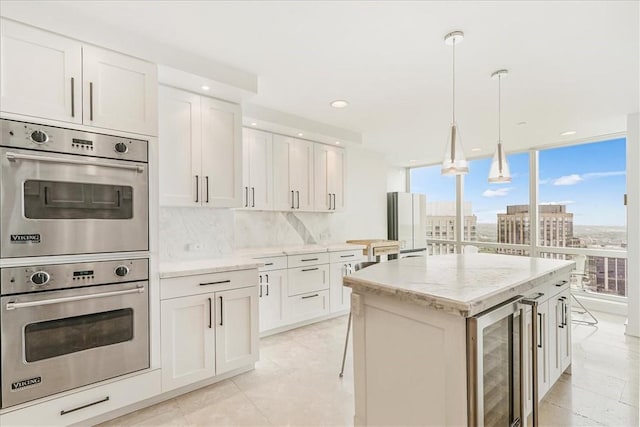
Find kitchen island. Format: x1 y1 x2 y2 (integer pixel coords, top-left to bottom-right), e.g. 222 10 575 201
343 253 574 426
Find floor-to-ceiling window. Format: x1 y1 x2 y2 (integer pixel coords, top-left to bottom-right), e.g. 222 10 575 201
409 137 628 300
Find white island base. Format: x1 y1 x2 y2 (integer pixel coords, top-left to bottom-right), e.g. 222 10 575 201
345 254 574 426
351 291 468 426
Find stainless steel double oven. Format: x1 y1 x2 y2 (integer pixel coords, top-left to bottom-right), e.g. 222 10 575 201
0 119 150 409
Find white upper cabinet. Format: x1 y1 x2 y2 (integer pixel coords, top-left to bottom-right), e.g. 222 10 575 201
272 135 314 211
82 45 158 136
314 144 345 212
241 128 273 210
159 86 201 206
0 19 157 135
201 97 243 208
158 86 242 208
0 19 82 124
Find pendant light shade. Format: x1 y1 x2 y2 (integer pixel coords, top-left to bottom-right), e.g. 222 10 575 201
488 69 512 183
441 31 468 176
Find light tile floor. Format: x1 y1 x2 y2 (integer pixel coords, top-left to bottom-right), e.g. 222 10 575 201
100 311 639 426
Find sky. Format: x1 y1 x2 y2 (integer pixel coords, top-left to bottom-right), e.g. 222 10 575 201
410 138 627 226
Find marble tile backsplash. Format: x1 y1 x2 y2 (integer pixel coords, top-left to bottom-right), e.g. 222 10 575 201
159 208 346 261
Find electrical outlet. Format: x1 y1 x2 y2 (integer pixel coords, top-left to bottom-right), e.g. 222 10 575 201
186 243 204 252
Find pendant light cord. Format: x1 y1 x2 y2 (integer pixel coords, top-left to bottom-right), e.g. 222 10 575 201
452 38 456 123
498 74 501 142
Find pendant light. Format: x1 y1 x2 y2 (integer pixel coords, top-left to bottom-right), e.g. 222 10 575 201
441 31 468 176
488 69 512 183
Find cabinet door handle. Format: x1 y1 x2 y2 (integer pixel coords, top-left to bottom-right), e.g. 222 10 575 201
291 190 295 209
563 301 568 326
558 300 564 329
302 294 319 299
208 297 212 328
251 187 255 207
266 284 269 296
205 176 209 203
538 312 543 349
199 280 230 286
219 296 223 326
89 81 94 121
296 190 300 209
60 396 109 415
302 267 318 272
259 284 262 298
244 186 249 207
195 175 199 203
259 275 262 284
265 274 269 284
70 77 75 117
332 193 336 210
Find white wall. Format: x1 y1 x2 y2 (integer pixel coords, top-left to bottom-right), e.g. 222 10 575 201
387 167 407 192
626 112 639 337
159 144 389 260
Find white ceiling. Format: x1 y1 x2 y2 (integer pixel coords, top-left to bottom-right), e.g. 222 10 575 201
2 1 638 166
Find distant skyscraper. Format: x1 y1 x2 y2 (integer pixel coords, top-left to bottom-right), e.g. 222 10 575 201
496 204 626 296
426 202 477 254
497 204 573 254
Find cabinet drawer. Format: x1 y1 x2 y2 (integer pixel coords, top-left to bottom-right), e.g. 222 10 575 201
287 264 329 296
329 250 365 264
287 252 329 268
256 256 287 272
285 290 330 322
0 370 160 427
161 269 257 300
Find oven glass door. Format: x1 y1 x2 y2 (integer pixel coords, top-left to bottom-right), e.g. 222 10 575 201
0 282 149 408
468 299 524 427
0 147 148 258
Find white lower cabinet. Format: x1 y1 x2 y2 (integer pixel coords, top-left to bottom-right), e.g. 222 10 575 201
329 250 365 313
161 294 215 391
258 269 287 333
0 370 160 427
287 264 329 296
285 290 330 322
524 282 572 415
215 286 259 374
159 269 259 392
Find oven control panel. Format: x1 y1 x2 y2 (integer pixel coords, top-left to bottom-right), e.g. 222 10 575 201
0 118 148 163
0 259 148 295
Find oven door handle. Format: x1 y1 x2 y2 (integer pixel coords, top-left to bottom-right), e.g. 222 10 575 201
5 152 145 173
5 287 145 310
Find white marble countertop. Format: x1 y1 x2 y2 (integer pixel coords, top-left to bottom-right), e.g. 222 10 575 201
159 258 264 279
343 254 575 317
234 243 366 258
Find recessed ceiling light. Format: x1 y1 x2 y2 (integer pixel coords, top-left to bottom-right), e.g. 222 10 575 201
297 133 304 137
517 121 527 126
330 100 349 109
471 147 482 152
250 122 257 126
335 141 341 145
560 130 576 136
201 85 210 91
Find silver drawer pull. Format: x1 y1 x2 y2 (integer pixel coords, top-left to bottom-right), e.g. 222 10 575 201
301 258 319 262
302 294 319 299
200 280 231 286
61 396 109 415
5 151 144 173
301 268 319 272
6 287 144 310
